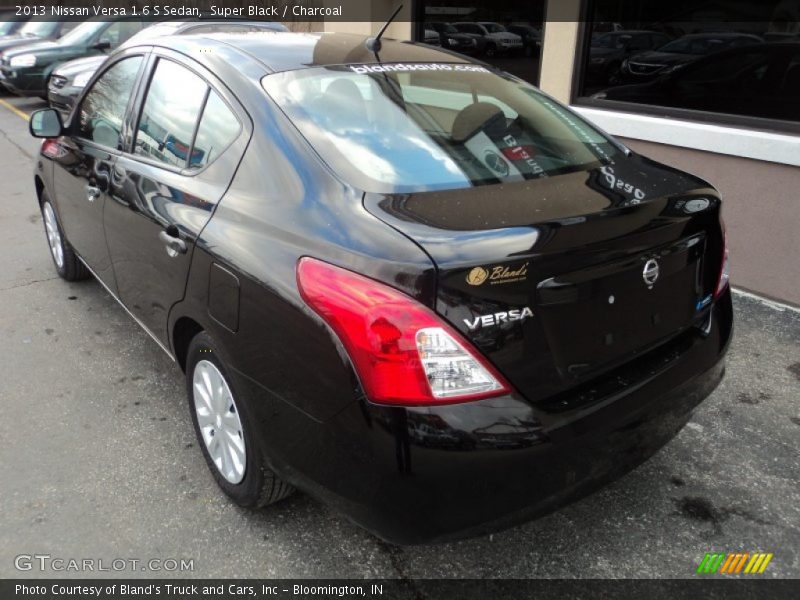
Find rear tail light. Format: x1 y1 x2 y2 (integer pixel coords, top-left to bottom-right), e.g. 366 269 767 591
714 219 730 299
296 257 511 406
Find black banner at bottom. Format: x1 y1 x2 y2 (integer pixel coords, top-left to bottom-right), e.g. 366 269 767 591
2 579 799 600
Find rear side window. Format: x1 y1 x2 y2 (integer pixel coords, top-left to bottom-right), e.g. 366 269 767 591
134 59 208 167
77 56 143 148
190 91 241 169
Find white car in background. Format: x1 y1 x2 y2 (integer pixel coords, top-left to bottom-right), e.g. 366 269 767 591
452 21 523 57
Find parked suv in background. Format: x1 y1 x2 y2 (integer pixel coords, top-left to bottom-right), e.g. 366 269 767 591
0 17 144 97
48 19 288 118
506 24 542 57
0 19 78 60
426 21 480 55
453 21 523 57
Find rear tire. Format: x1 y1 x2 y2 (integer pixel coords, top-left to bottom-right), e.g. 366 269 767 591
185 332 294 508
40 193 90 281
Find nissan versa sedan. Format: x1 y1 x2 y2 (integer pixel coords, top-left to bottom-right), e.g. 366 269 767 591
29 32 732 544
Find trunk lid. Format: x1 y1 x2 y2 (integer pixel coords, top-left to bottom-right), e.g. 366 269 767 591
364 155 725 405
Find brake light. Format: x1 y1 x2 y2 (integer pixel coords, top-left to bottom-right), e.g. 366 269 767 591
714 219 730 299
296 258 511 406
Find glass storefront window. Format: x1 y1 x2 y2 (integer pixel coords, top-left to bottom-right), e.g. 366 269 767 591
416 0 546 86
576 0 800 127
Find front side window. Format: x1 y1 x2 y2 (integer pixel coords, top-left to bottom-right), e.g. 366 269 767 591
263 65 619 193
134 59 208 167
77 56 143 148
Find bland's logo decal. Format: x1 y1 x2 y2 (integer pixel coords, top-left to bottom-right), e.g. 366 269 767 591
484 150 510 177
466 262 529 286
464 307 534 331
643 259 660 286
466 267 490 286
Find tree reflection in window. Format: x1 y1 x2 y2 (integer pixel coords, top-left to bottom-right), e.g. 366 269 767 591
78 57 143 149
134 59 208 168
190 91 241 169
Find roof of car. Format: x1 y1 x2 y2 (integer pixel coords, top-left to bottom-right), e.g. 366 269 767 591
148 31 474 73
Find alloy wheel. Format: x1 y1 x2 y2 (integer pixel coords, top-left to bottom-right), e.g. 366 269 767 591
43 201 64 269
192 360 246 484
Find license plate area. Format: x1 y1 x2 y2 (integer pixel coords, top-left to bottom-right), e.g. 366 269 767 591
536 234 706 380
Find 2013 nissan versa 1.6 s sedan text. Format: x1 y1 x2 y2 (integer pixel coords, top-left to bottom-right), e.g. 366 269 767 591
29 31 732 544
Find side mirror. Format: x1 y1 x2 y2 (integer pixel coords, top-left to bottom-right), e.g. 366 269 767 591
29 109 63 138
92 39 111 51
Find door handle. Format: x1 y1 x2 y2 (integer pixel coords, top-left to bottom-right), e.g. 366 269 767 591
158 229 187 258
86 185 102 203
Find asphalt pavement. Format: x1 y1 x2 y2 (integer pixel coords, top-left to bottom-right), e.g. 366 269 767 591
0 95 798 580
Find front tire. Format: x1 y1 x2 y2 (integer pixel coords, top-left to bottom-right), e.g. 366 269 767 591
41 194 90 281
185 332 294 508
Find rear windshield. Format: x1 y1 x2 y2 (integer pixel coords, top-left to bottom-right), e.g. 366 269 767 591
262 64 621 193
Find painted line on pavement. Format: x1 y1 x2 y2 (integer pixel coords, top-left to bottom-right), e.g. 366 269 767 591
732 288 800 315
0 98 30 121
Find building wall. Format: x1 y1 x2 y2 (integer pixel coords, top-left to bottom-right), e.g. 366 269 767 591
539 1 581 103
619 139 800 306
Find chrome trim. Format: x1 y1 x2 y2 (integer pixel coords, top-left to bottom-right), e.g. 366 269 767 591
78 257 176 361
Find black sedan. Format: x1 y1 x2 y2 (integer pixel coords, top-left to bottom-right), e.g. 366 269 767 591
587 30 672 85
1 17 145 98
621 32 763 81
594 42 800 122
48 19 289 118
29 31 732 544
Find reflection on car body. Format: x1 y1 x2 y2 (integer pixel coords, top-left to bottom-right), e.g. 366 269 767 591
30 31 732 544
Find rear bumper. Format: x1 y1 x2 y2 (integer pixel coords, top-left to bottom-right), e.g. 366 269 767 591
239 290 733 545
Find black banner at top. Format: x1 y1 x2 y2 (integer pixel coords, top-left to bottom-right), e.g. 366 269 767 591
4 0 799 23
